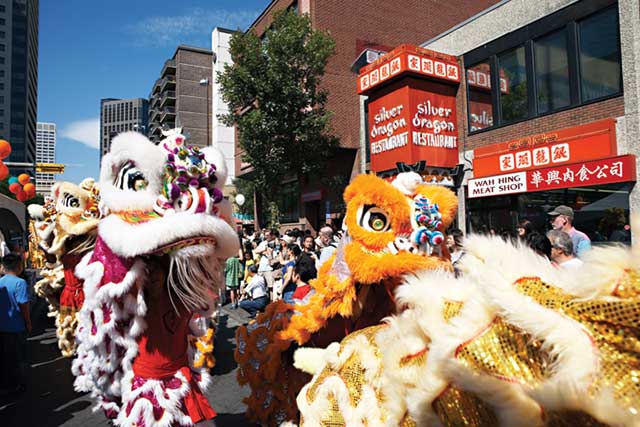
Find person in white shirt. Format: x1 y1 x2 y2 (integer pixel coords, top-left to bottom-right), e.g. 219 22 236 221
317 226 337 269
239 264 269 318
547 229 584 270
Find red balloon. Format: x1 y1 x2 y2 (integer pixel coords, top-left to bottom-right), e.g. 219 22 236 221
0 139 10 160
16 190 27 202
0 161 7 180
9 182 21 194
18 173 30 185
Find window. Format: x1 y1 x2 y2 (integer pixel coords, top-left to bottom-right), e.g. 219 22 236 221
498 46 528 123
464 1 621 133
535 29 570 113
579 7 621 102
466 61 493 131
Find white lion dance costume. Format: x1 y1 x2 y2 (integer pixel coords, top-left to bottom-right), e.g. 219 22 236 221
71 131 238 427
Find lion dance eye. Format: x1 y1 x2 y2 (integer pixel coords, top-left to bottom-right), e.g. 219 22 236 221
114 162 149 192
359 204 391 233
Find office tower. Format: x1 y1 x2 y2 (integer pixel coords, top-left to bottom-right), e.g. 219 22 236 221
100 97 149 160
0 0 39 170
35 121 55 195
148 45 212 147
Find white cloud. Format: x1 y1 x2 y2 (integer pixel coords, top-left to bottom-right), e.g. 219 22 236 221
125 8 260 48
61 118 100 149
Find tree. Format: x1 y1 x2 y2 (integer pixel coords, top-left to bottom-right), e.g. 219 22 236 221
218 9 339 227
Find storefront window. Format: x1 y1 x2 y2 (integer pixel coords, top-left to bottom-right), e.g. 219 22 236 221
467 183 632 244
466 62 493 132
498 46 527 124
579 6 621 102
535 29 570 114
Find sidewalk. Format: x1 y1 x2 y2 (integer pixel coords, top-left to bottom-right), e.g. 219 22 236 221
0 299 254 427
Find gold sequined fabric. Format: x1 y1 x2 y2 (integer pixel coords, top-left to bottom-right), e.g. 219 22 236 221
304 325 386 427
443 300 464 321
455 316 550 386
545 410 611 427
432 385 498 427
613 269 640 298
515 277 640 416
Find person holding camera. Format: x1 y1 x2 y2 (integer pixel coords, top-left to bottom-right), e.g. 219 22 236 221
238 264 269 319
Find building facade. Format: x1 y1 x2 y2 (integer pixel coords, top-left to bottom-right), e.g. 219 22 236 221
35 121 55 195
240 0 500 231
360 0 639 244
211 27 237 188
1 0 38 170
148 45 212 148
99 97 148 160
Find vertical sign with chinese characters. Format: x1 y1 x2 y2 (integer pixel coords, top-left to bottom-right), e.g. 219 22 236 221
361 45 461 173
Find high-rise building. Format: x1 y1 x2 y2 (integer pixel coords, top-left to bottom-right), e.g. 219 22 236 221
100 98 149 159
1 0 39 171
211 27 237 187
148 45 212 148
35 121 55 195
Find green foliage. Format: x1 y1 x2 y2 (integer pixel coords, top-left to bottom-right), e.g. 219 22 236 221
231 177 257 217
218 9 339 207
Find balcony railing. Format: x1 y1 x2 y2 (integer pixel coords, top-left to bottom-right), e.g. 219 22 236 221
159 90 176 107
161 59 176 77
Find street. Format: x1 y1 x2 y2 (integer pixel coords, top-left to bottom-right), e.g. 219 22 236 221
0 298 253 427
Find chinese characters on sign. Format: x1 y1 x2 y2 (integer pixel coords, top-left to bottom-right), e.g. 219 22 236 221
467 155 636 199
473 119 618 178
358 44 460 94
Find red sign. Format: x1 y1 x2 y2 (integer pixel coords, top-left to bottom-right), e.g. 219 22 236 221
368 78 459 172
468 155 635 198
473 119 618 178
358 44 460 94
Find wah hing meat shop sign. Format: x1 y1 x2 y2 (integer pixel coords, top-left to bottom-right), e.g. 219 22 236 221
467 155 636 198
361 45 461 173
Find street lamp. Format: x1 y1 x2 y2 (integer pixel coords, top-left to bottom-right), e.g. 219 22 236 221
199 78 210 146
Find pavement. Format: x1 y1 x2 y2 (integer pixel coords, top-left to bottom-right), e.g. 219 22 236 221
0 297 255 427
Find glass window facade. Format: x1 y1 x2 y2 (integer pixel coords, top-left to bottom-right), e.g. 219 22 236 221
465 2 621 133
579 7 621 102
535 29 570 113
498 46 528 123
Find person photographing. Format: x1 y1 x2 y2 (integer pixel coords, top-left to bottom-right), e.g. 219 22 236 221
239 264 268 319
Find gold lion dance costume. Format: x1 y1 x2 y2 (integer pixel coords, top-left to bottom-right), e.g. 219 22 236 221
71 130 238 427
296 226 640 426
235 172 458 425
29 178 101 357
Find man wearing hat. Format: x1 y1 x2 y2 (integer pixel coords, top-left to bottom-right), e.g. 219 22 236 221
548 205 591 258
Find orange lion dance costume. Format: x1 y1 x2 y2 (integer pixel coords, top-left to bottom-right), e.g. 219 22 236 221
235 172 458 425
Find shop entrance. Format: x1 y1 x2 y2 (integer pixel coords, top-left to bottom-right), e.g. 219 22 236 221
466 182 633 244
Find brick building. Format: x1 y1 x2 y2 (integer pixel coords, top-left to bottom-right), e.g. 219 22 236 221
360 0 640 243
239 0 499 231
149 45 212 148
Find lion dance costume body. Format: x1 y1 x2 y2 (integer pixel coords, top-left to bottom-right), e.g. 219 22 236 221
29 178 101 357
70 131 239 427
295 219 640 425
235 172 459 425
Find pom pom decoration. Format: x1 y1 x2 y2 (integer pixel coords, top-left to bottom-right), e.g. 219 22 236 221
0 139 10 159
8 176 18 185
0 161 7 180
16 190 27 202
18 173 30 185
9 182 21 194
23 182 35 195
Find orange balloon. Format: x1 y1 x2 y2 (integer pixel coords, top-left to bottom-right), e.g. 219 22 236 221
8 182 21 194
0 139 10 160
18 173 30 185
16 190 27 202
0 161 7 180
23 182 35 194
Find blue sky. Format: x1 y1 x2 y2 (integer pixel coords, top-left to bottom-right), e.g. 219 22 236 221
38 0 271 183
